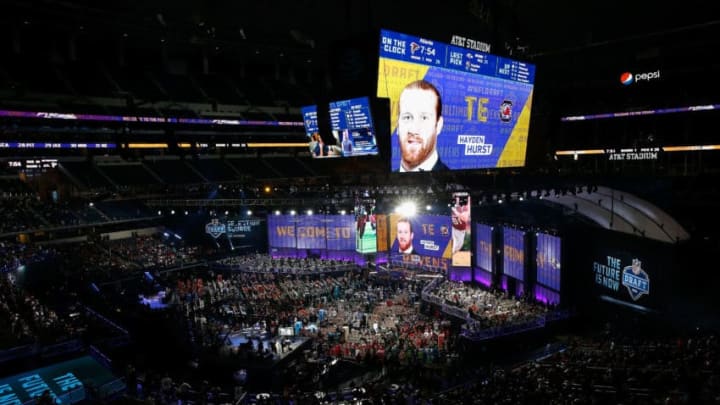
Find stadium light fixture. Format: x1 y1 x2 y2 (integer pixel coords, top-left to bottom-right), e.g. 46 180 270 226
394 201 417 217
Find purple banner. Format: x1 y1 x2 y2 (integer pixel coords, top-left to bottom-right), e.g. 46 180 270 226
296 216 326 249
474 268 492 288
475 224 493 272
535 284 560 306
0 109 303 127
503 227 525 281
268 215 297 248
0 142 116 149
560 103 720 122
390 214 451 258
267 215 356 250
536 233 561 291
324 215 356 251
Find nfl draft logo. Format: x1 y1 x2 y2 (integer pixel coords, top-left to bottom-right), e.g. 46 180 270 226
500 101 513 122
621 259 650 301
205 219 226 239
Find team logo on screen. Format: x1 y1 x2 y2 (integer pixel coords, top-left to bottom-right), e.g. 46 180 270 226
620 72 634 85
500 101 513 122
410 42 422 55
205 219 226 239
621 258 650 301
440 225 449 236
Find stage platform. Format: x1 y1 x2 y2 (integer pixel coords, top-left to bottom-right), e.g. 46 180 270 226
219 328 312 368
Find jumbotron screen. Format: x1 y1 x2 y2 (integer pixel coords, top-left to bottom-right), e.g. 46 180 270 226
377 29 535 171
301 97 379 158
328 96 379 157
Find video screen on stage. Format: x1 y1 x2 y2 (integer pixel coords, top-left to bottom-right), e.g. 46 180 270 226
375 214 389 253
451 193 471 266
267 214 356 250
388 214 452 258
355 203 377 253
377 29 535 171
503 227 525 281
536 232 561 291
475 223 493 272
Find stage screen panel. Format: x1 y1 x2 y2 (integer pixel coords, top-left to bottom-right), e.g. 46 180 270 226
503 227 525 281
536 233 561 291
375 214 389 252
328 96 379 157
268 215 298 248
267 215 356 251
451 193 471 266
377 29 535 171
355 204 377 253
296 215 326 249
324 215 356 251
389 214 452 258
475 223 493 272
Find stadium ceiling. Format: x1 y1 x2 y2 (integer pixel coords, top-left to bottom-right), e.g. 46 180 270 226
4 0 719 61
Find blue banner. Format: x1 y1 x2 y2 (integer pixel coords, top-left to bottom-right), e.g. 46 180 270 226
475 224 493 272
296 216 326 249
268 215 297 248
267 215 356 251
536 233 561 291
324 215 356 251
503 227 525 281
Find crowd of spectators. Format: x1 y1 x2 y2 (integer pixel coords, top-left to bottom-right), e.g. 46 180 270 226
216 253 356 274
0 272 84 349
0 197 48 233
106 234 210 270
427 280 552 337
413 328 720 404
5 236 720 405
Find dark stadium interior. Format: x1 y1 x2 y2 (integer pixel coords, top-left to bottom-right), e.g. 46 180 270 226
2 1 720 404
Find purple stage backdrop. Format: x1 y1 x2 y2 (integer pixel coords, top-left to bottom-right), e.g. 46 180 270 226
503 227 525 281
475 224 493 272
536 233 561 291
324 215 356 251
389 214 452 258
474 268 493 288
268 215 298 248
296 215 326 249
268 215 356 250
535 284 560 306
447 267 472 282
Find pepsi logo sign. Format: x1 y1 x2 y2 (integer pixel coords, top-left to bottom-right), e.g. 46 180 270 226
620 70 660 85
